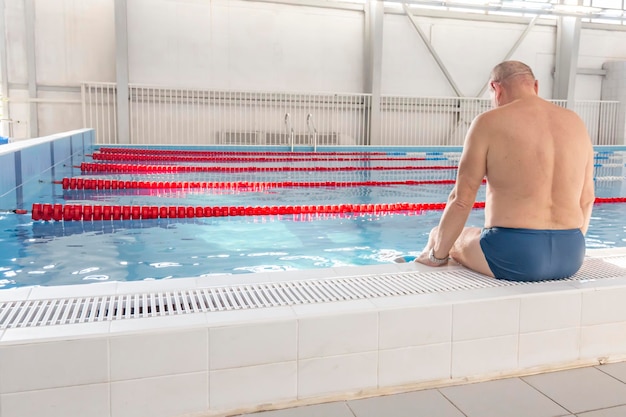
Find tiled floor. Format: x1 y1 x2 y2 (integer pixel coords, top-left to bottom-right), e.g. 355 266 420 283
238 362 626 417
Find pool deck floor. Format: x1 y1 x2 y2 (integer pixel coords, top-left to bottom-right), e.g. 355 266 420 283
238 361 626 417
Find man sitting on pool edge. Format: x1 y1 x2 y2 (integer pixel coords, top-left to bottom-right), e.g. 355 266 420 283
414 60 595 281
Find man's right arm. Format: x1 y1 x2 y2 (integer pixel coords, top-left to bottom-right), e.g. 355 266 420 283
430 114 489 257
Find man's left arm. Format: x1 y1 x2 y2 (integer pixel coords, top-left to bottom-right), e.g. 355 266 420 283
579 140 595 235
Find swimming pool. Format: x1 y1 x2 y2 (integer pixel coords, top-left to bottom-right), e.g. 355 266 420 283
1 145 625 289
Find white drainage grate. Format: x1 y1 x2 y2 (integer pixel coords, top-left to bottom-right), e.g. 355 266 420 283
1 256 625 329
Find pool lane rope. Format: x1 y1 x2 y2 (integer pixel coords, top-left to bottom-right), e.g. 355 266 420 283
29 197 626 222
97 147 441 157
79 162 458 173
56 178 462 190
89 152 448 163
30 202 481 222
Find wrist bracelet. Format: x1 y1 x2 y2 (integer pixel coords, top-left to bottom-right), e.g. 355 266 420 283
429 248 449 265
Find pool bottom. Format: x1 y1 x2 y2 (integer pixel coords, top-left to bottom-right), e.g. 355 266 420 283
0 210 465 289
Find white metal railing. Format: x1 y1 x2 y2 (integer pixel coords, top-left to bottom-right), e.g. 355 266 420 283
553 99 624 146
81 82 118 145
86 85 371 146
380 97 624 146
379 96 492 146
81 83 624 147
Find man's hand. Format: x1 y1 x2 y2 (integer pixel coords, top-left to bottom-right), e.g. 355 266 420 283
415 250 449 267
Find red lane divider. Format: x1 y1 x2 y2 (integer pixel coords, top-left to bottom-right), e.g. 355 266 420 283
79 162 458 173
29 197 626 222
31 202 467 222
90 152 433 163
56 177 461 190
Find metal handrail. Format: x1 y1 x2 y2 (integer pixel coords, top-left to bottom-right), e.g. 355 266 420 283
284 113 294 152
1 118 22 138
306 113 317 152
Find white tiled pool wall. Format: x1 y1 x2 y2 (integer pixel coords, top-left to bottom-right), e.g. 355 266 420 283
1 134 626 417
2 271 626 417
0 129 95 209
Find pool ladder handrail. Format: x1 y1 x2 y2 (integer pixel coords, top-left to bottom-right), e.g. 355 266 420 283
306 113 318 152
284 113 294 152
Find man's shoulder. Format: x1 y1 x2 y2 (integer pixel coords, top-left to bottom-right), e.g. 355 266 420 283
471 107 503 133
477 103 514 120
472 108 495 125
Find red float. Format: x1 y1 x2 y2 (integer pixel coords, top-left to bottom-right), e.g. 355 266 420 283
27 197 626 222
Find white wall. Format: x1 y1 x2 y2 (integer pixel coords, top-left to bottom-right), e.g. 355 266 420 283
3 0 115 139
33 0 115 86
3 0 626 139
578 28 626 100
127 0 365 92
381 14 557 98
4 0 29 139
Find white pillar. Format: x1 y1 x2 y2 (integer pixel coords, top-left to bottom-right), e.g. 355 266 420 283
601 61 626 145
364 0 383 145
553 15 581 109
115 0 130 144
0 0 10 138
24 0 38 137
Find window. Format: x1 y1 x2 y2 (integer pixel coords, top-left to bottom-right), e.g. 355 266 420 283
392 0 625 25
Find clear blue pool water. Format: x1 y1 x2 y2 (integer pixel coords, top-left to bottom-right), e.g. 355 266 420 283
0 149 625 289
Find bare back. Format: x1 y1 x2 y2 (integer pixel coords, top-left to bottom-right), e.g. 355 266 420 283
481 96 594 230
416 61 595 278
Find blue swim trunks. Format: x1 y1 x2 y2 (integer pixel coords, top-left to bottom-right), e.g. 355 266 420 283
479 227 585 282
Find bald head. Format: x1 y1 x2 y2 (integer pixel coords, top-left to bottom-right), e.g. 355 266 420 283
488 61 538 105
490 61 535 85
